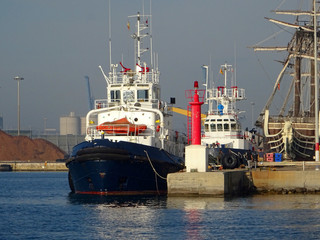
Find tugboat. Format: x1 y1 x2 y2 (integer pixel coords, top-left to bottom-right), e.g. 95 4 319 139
66 11 186 195
201 63 257 168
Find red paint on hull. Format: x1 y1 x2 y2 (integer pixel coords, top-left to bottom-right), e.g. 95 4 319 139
75 190 167 196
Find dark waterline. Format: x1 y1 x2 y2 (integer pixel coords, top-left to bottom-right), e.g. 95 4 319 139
0 172 320 239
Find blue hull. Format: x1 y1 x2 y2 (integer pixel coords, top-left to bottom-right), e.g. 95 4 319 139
66 139 184 195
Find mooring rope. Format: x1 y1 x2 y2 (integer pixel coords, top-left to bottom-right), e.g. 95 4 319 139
144 150 167 180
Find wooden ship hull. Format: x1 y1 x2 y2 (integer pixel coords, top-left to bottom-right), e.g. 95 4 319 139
262 113 316 160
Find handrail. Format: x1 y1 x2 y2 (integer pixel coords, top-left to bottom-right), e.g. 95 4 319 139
109 71 160 84
256 161 320 171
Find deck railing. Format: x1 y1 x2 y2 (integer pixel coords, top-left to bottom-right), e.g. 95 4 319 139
110 71 160 84
254 161 320 171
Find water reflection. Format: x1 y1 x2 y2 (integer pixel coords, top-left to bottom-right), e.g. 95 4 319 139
166 196 226 210
67 193 167 208
66 193 320 239
244 194 320 210
68 193 320 210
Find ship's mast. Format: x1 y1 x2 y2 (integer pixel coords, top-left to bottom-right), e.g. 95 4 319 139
314 0 319 162
128 12 150 74
137 13 141 67
252 5 320 125
251 1 320 161
205 63 245 116
222 63 232 88
108 0 112 72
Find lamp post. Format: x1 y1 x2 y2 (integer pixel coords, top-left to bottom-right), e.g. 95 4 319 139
44 117 47 135
251 102 255 129
14 76 24 136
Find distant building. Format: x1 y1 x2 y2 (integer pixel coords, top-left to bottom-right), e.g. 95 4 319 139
0 116 3 130
81 117 86 135
60 112 81 135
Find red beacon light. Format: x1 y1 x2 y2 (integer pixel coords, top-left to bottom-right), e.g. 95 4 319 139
189 81 204 145
194 81 199 89
185 81 205 145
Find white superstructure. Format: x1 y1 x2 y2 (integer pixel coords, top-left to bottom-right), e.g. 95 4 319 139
201 63 254 150
84 12 186 158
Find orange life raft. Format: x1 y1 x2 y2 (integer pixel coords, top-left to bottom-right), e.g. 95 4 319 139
96 117 147 134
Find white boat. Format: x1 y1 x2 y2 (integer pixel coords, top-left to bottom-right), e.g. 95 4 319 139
201 63 257 168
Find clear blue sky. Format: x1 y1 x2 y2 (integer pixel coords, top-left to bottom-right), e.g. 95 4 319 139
0 0 308 133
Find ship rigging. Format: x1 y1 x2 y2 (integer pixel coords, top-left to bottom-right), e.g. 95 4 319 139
251 1 320 160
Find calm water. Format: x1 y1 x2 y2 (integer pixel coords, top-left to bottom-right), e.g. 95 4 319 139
0 172 320 240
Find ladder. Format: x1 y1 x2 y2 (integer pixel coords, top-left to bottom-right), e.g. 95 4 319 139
187 105 192 144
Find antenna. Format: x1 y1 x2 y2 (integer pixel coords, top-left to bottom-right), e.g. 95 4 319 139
137 12 141 66
150 0 153 67
108 0 112 72
234 41 237 86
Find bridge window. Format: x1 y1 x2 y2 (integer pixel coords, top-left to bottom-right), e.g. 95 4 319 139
137 89 149 102
204 124 209 132
224 123 229 131
111 90 121 102
210 123 216 132
217 124 223 132
231 123 237 131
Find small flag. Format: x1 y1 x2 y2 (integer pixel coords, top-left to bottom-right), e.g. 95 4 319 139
219 68 224 75
277 83 280 90
127 21 130 30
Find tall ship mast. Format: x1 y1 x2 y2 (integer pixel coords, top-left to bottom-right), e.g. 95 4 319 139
252 1 319 160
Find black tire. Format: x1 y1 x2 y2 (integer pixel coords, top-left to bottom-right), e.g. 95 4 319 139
221 154 239 169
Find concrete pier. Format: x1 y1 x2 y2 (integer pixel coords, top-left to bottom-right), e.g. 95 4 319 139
251 170 320 193
168 162 320 196
0 162 67 171
168 170 253 197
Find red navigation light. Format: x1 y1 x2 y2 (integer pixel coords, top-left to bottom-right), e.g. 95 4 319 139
194 81 199 89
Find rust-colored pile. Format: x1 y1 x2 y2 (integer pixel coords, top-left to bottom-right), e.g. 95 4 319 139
0 130 66 161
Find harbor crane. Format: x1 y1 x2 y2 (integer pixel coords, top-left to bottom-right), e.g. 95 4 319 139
85 76 94 110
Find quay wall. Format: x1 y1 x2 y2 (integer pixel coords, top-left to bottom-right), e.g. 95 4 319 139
168 168 320 196
252 170 320 192
167 170 253 197
0 162 67 171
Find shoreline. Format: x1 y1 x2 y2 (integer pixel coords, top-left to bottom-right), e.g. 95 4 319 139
0 161 67 171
